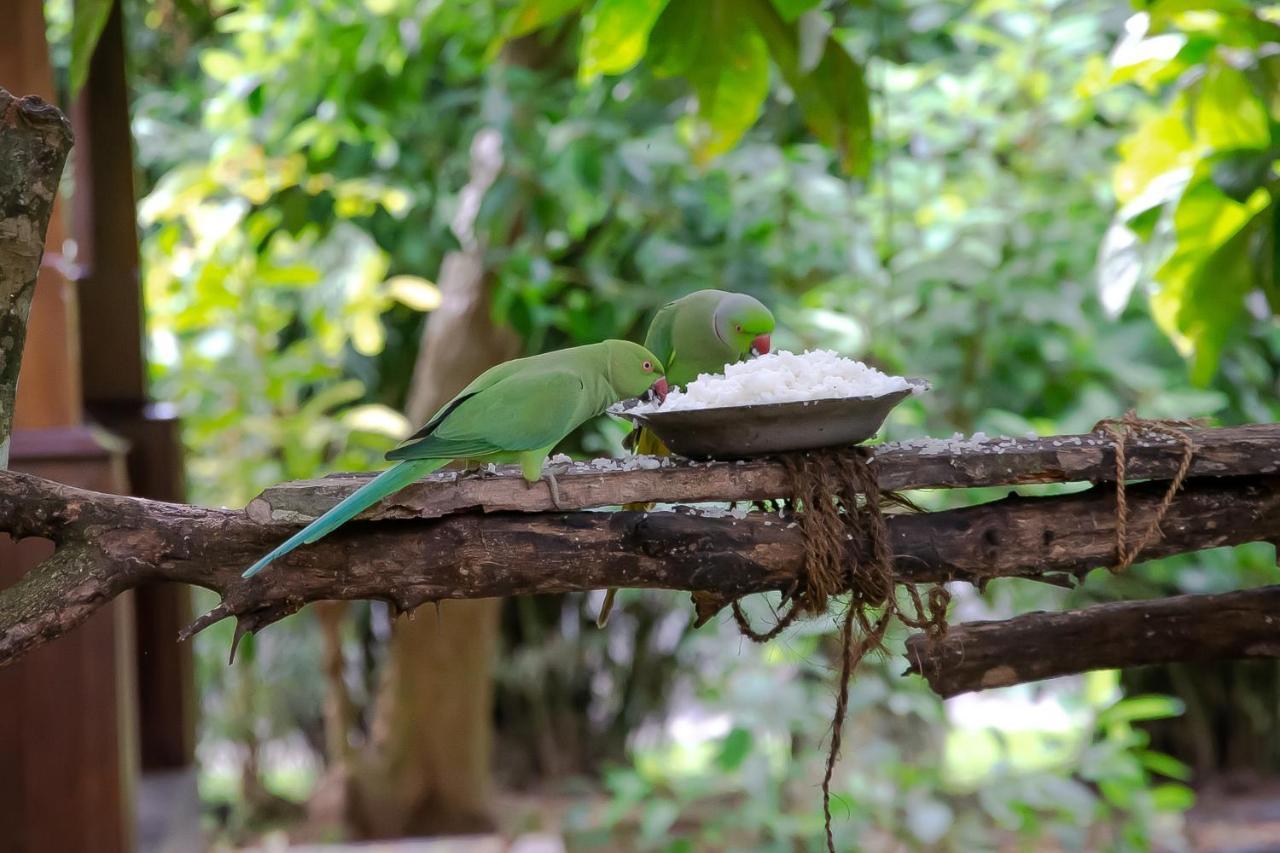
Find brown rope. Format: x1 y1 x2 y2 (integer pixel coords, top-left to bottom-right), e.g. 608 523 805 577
725 448 950 853
1093 411 1199 572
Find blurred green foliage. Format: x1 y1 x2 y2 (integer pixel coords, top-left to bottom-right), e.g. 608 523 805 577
1099 0 1280 384
44 0 1280 848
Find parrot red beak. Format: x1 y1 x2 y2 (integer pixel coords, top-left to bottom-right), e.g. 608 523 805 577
750 334 771 357
649 377 669 403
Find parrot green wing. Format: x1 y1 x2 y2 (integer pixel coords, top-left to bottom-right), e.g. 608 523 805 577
386 369 590 461
643 301 678 368
398 358 528 444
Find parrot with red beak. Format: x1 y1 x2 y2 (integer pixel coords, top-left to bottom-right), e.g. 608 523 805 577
600 289 775 625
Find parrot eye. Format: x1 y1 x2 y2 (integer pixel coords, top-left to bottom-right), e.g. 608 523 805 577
735 324 742 333
643 360 652 371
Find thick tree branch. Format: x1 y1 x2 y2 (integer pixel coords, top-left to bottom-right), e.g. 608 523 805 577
904 586 1280 698
251 424 1280 522
0 89 73 467
2 464 1278 665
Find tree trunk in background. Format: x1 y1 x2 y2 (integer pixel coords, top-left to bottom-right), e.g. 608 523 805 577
344 128 519 837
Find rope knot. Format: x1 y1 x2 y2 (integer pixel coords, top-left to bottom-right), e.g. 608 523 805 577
1092 410 1200 572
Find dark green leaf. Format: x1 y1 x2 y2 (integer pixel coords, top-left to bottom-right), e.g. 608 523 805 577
716 726 754 771
491 0 586 57
770 0 823 23
743 0 872 175
1209 148 1277 203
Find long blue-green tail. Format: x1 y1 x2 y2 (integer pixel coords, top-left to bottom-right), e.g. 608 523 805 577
243 458 446 578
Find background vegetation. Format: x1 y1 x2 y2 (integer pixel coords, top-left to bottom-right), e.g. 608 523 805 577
45 0 1280 849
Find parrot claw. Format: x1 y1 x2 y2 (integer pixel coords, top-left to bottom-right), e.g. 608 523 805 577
535 465 570 510
596 588 617 628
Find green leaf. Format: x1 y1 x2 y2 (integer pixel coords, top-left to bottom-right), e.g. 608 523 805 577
645 0 711 78
1208 148 1277 203
1137 749 1193 781
1151 175 1271 382
743 0 872 175
1151 783 1196 812
1113 100 1195 206
491 0 586 57
1096 694 1186 728
579 0 671 83
715 726 754 771
650 0 770 164
69 0 116 96
385 275 442 311
770 0 822 22
1194 63 1271 151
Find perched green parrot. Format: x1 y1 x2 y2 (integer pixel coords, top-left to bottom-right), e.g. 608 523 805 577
598 289 775 626
243 340 667 578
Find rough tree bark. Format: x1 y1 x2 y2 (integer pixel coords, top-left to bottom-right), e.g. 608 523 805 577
2 464 1279 671
251 424 1280 523
905 585 1280 697
0 88 73 467
337 126 520 838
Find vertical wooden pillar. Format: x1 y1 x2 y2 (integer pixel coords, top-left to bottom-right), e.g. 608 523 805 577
71 0 195 773
0 2 139 852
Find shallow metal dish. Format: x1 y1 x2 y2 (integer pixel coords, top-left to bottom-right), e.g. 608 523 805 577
609 379 929 460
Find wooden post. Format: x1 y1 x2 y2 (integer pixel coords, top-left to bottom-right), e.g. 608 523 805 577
71 0 195 773
0 2 138 851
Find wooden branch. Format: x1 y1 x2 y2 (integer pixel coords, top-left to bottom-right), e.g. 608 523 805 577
0 89 74 467
251 424 1280 522
904 586 1280 698
2 465 1278 665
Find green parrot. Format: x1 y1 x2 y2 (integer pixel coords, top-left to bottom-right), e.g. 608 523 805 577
243 340 667 578
598 289 775 625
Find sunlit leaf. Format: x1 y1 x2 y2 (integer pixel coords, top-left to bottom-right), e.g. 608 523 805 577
743 0 872 175
579 0 671 83
385 275 443 311
344 404 411 439
70 0 116 96
650 0 770 164
1113 102 1195 206
1194 63 1271 151
1150 177 1270 382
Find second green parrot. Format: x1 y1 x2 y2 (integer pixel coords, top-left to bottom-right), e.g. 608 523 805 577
244 340 667 578
599 289 775 625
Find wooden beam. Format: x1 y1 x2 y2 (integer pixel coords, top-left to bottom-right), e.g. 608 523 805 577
252 424 1280 522
0 467 1277 665
904 586 1280 698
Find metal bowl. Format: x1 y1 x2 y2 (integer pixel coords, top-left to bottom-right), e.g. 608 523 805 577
608 379 929 460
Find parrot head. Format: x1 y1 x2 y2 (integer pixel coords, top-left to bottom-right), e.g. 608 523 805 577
604 339 668 403
714 293 775 359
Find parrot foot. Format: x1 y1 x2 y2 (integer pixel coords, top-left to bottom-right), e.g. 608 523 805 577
596 588 618 628
533 464 570 510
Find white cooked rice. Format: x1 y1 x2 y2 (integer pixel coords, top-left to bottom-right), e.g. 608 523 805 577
632 349 912 413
